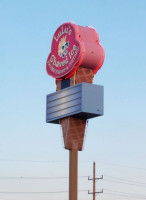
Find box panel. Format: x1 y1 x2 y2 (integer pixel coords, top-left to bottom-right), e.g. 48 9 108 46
46 83 103 124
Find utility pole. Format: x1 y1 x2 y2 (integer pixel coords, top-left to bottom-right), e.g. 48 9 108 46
88 162 103 200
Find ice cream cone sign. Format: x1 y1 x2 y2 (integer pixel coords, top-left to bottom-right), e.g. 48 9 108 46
46 22 104 150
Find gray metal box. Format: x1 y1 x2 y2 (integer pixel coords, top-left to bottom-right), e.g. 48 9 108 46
46 83 103 124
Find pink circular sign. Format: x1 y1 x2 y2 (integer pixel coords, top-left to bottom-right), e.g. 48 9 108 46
46 23 82 79
46 22 105 80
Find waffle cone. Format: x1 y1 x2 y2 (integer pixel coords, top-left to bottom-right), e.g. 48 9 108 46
56 67 94 150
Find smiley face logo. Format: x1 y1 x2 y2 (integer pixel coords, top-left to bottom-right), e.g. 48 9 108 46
58 36 69 58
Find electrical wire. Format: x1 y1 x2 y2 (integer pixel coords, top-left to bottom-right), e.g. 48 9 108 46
0 188 146 199
104 189 146 198
0 177 68 180
104 175 146 185
104 178 146 187
97 161 146 171
0 159 67 163
0 174 146 188
0 190 88 194
0 191 68 194
104 192 146 199
0 176 88 180
0 158 146 171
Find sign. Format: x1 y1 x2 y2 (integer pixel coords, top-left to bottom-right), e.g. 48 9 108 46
46 23 82 79
46 22 105 80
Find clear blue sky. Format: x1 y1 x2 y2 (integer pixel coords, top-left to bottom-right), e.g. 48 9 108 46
0 0 146 200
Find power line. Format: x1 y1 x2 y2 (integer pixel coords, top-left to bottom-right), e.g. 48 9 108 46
0 176 68 180
0 191 68 194
104 192 146 199
0 174 146 188
104 189 146 198
0 159 146 171
97 161 146 171
0 190 88 194
104 175 146 185
0 159 67 163
0 188 145 199
0 176 88 180
104 178 146 187
0 159 90 163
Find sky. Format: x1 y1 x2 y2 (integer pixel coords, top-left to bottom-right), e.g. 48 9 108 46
0 0 146 200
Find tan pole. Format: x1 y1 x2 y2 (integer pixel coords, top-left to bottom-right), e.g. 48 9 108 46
69 149 78 200
93 162 95 200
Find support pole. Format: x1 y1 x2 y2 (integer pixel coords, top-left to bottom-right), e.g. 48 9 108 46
69 149 78 200
93 162 95 200
88 162 103 199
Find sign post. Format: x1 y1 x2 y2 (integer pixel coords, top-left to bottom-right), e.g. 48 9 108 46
69 150 78 200
46 22 104 200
